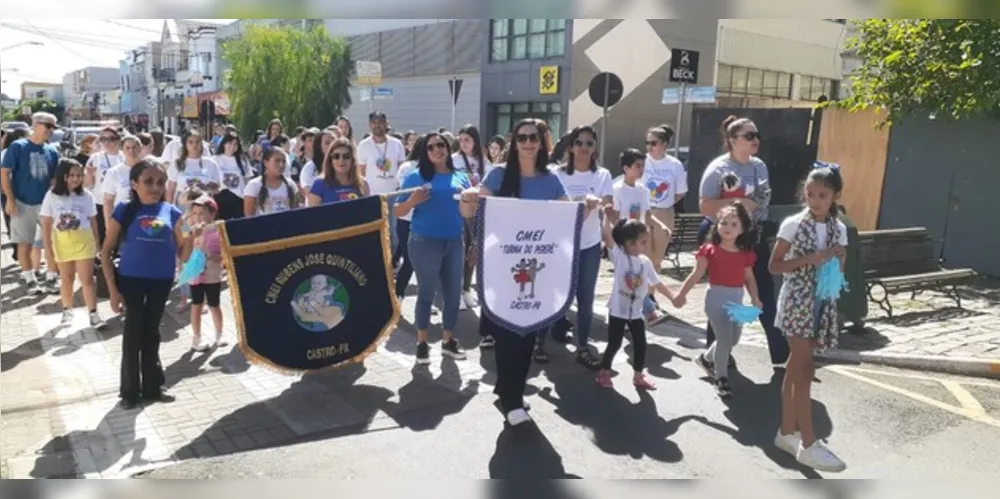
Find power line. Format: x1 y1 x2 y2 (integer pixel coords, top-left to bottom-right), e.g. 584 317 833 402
2 24 147 52
22 20 108 66
3 23 154 44
101 19 164 35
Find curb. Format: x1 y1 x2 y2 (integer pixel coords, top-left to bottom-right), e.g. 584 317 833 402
817 350 1000 380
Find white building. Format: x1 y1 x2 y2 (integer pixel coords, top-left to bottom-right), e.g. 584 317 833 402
61 66 120 120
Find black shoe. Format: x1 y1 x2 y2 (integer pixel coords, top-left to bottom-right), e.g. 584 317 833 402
694 353 714 377
416 342 431 365
480 334 496 349
144 391 176 403
715 377 732 398
550 318 573 344
119 397 140 409
441 339 466 360
532 342 549 363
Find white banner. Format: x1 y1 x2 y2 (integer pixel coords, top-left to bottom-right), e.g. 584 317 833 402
476 197 584 335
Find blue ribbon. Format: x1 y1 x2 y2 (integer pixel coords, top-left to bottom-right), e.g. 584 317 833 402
178 248 207 285
724 302 762 325
816 257 848 300
813 160 841 173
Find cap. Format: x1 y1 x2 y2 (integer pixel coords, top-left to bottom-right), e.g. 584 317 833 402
192 194 218 213
31 112 59 128
368 110 387 122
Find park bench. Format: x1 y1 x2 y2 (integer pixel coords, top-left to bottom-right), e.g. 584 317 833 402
858 227 976 317
664 213 704 273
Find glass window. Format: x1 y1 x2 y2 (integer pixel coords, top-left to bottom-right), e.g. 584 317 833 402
551 102 562 113
492 19 508 37
546 31 565 57
513 103 530 113
528 34 546 58
776 73 792 98
513 19 528 35
762 70 779 97
497 104 511 113
497 114 512 135
717 64 733 92
531 102 548 112
548 19 566 31
747 69 764 96
511 36 527 60
494 102 563 137
529 19 547 33
732 67 749 94
491 18 566 61
492 39 508 61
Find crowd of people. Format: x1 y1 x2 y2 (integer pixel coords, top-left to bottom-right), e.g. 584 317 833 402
0 108 848 473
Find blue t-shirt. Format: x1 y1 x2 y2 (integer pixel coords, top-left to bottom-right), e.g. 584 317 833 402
482 165 567 201
400 169 471 239
310 178 365 204
0 138 60 205
113 202 183 280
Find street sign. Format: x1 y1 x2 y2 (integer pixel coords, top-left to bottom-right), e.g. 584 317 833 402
588 72 623 108
372 88 394 100
668 48 699 84
662 86 716 105
355 61 382 86
449 78 463 105
359 88 372 102
539 66 559 95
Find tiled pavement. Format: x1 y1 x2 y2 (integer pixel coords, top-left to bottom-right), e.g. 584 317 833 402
3 245 999 478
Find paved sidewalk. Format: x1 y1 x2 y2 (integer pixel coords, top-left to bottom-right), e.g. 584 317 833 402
613 253 1000 363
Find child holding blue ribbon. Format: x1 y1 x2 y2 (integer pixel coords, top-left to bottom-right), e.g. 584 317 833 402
675 202 761 398
180 195 226 352
769 163 848 473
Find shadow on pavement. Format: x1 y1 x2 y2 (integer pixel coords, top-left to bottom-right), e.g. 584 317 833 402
488 421 581 479
1 315 125 373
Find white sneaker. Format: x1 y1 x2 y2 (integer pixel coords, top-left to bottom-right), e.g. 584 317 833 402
462 290 479 308
797 440 847 472
191 335 209 352
60 310 74 326
458 298 468 311
774 430 801 456
505 408 532 426
89 311 107 330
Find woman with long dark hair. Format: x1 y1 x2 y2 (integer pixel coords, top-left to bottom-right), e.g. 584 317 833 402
549 125 614 369
243 148 302 216
101 135 146 229
85 126 125 248
299 128 339 196
335 116 354 142
165 129 222 207
452 124 493 311
393 135 425 300
486 135 507 164
307 137 369 205
100 159 184 409
395 132 472 365
259 119 283 153
213 133 253 220
473 119 573 426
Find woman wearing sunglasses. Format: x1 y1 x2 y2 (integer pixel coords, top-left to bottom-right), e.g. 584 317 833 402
307 137 370 205
100 159 184 409
85 126 126 248
696 115 786 371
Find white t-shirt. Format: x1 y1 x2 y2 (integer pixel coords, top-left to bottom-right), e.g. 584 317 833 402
613 179 650 222
642 154 688 209
395 160 419 222
167 157 223 204
777 211 849 252
215 155 253 198
553 165 614 249
40 190 97 231
101 163 134 208
244 177 298 215
607 246 661 320
357 135 407 194
86 151 125 202
162 139 212 165
299 161 319 191
451 152 493 187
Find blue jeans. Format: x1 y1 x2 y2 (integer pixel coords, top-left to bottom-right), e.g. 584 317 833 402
386 197 398 255
394 220 414 297
697 218 788 364
571 244 602 347
408 233 463 331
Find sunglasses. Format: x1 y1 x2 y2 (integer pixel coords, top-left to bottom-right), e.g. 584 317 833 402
427 142 449 152
141 178 167 187
329 152 353 161
41 123 56 130
516 133 540 144
738 131 761 141
100 136 118 142
574 139 595 148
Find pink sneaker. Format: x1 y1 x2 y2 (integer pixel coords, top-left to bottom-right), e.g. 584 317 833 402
633 374 657 390
595 370 613 388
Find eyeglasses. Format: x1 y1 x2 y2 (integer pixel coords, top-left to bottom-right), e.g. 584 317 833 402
329 152 353 161
427 142 448 152
516 133 540 144
574 139 595 148
738 131 761 141
40 123 56 130
141 178 167 187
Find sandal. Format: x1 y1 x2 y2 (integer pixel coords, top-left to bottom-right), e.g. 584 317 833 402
595 370 613 388
633 374 657 390
576 350 602 370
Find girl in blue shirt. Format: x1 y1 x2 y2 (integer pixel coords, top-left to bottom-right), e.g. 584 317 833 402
396 132 475 366
100 159 184 409
307 137 370 206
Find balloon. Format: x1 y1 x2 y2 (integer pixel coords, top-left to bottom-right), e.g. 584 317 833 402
178 248 207 285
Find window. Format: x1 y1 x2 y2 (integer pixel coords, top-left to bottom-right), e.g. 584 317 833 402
799 75 833 101
717 64 793 99
491 19 566 62
494 101 563 137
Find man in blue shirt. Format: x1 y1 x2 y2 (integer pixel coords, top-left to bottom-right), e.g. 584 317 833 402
1 112 61 293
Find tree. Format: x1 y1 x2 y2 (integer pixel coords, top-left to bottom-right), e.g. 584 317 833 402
222 25 353 139
842 19 1000 123
2 98 65 122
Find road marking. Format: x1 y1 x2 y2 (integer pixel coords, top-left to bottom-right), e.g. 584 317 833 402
827 365 1000 428
831 365 1000 388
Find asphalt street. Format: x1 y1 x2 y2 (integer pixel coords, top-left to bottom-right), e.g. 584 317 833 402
140 340 1000 479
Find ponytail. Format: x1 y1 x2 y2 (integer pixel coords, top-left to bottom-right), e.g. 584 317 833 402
285 176 300 209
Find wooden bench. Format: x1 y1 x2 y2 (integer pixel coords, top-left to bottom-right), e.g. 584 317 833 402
858 227 976 317
664 213 704 273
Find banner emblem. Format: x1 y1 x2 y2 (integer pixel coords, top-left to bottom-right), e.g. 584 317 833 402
477 197 584 335
220 196 399 372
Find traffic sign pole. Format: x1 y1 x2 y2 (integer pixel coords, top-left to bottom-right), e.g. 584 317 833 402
675 82 686 155
600 72 610 167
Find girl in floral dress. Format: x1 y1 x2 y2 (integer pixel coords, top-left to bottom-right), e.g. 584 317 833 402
769 165 848 473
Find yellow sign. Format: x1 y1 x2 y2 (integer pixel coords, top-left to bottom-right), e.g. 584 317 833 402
539 66 559 95
182 97 198 118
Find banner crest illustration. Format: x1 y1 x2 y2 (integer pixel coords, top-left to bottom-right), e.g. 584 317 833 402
476 197 584 336
220 196 400 372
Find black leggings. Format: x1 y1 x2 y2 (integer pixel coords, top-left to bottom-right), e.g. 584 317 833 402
462 219 475 291
214 189 244 221
118 275 173 400
190 282 222 307
485 314 539 413
600 317 647 371
394 220 414 297
95 203 107 250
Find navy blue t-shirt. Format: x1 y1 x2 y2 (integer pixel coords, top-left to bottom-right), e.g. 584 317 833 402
113 202 183 279
310 178 365 204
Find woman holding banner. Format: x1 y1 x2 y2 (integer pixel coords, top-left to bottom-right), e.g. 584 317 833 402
470 119 581 426
307 137 370 205
395 132 471 365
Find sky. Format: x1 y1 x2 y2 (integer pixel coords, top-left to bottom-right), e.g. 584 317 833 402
0 19 235 99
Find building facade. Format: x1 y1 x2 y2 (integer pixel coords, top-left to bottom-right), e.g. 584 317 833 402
61 66 120 120
19 82 64 106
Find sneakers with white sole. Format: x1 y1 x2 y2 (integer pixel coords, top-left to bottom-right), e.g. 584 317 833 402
89 311 107 330
774 430 801 456
60 310 74 326
796 440 847 472
462 290 479 309
505 408 532 426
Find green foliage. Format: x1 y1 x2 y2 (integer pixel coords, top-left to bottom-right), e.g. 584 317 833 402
841 19 1000 123
222 25 352 139
2 98 65 122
